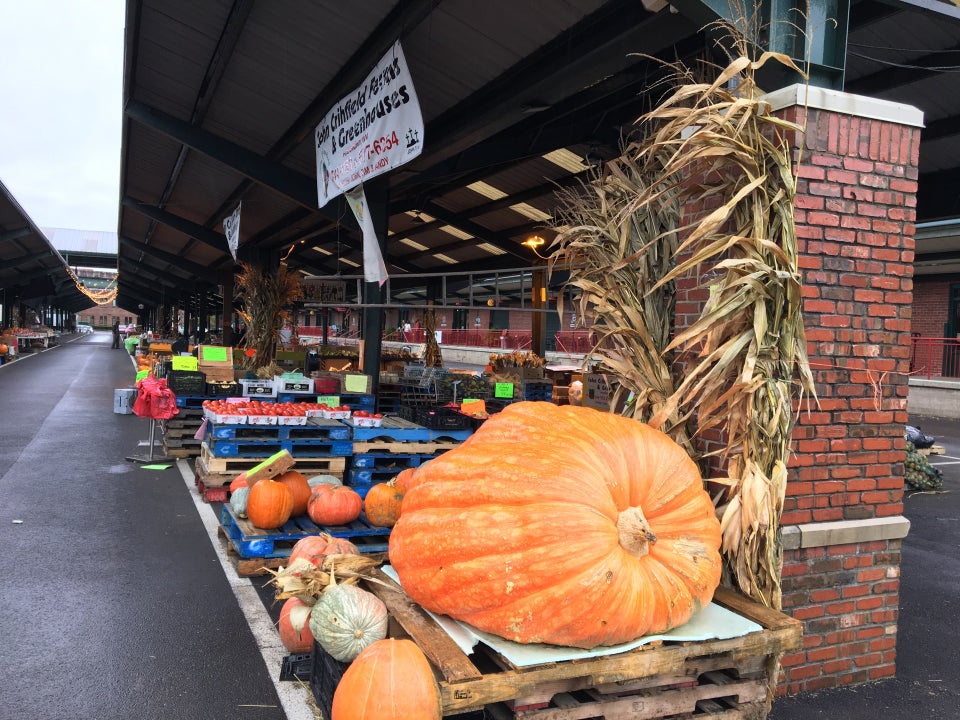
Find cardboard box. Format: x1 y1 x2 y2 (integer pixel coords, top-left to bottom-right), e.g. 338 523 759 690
274 375 315 394
114 388 137 414
240 378 278 398
197 345 235 382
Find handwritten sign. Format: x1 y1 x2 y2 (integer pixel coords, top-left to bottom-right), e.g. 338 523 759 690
494 382 514 399
171 356 198 371
344 374 370 393
317 395 340 407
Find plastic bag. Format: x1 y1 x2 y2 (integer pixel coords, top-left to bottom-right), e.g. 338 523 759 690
133 375 179 420
905 425 935 449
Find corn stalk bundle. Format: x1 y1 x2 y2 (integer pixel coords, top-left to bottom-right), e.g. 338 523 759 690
235 262 303 370
266 554 381 603
551 145 689 450
627 41 815 609
550 29 816 609
422 306 443 368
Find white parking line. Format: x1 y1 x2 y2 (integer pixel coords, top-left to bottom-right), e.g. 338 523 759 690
177 459 315 720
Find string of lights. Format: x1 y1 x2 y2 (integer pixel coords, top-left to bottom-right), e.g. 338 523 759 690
66 266 119 305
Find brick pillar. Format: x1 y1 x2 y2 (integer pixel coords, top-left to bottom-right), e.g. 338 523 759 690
762 85 922 693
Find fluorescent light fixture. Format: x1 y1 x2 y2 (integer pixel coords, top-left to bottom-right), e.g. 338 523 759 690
400 237 429 251
440 225 473 240
511 202 551 222
433 253 458 264
340 258 360 267
542 148 588 173
477 242 507 256
467 181 507 200
311 245 333 255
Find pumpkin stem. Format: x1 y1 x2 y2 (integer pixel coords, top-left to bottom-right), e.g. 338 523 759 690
617 506 658 558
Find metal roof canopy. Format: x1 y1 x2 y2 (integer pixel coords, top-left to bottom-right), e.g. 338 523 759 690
0 180 93 315
116 0 960 314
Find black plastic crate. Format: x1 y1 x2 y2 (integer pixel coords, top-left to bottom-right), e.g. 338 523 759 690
205 381 241 397
309 642 350 720
414 406 472 430
166 370 206 396
279 652 313 681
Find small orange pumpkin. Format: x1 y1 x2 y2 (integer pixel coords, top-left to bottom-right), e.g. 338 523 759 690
246 477 294 529
307 485 362 526
331 638 441 720
363 480 404 528
276 470 312 517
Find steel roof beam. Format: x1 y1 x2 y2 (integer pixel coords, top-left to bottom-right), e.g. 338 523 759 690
121 196 231 254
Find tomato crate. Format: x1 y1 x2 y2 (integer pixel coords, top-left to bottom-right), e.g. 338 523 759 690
219 503 390 574
202 438 353 458
206 420 351 442
346 573 801 720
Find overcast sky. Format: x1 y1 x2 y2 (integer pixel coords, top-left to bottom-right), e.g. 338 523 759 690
0 1 125 232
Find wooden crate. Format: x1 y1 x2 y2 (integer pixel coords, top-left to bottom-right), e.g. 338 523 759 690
359 573 801 719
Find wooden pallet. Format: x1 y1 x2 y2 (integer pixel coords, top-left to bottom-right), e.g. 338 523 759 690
352 440 461 455
197 442 348 475
354 575 801 718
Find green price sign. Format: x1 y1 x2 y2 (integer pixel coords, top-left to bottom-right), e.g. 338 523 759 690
494 382 514 399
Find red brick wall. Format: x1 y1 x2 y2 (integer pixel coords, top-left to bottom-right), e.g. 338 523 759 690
911 276 951 338
775 105 917 692
779 538 902 692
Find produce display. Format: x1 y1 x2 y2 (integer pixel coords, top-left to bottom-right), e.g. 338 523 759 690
388 401 723 649
201 399 318 423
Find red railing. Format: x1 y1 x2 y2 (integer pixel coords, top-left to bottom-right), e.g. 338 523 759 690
910 336 960 379
554 330 598 355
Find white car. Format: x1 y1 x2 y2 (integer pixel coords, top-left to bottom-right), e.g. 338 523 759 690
77 323 94 334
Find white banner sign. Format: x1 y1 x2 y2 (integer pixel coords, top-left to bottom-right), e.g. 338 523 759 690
223 202 241 260
345 185 389 286
315 40 423 207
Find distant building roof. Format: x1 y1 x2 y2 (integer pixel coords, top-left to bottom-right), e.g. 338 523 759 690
42 228 118 268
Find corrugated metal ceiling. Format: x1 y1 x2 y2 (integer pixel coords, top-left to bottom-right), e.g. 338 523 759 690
111 0 960 313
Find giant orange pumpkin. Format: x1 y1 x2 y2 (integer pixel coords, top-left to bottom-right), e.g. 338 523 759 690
388 401 723 649
246 477 294 529
331 638 441 720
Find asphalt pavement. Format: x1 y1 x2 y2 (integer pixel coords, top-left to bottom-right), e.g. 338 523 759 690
0 332 288 720
2 333 957 719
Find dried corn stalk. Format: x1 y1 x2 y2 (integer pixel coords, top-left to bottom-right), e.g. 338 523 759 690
552 143 689 450
266 553 380 603
551 26 816 609
235 262 303 370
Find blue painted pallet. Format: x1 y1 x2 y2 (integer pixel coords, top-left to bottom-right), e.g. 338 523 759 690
175 394 207 408
207 420 351 441
346 467 406 487
348 416 433 442
207 438 353 457
428 427 473 442
220 503 390 559
350 452 434 469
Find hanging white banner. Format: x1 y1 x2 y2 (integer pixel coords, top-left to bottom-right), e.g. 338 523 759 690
315 40 423 207
345 185 389 286
223 202 241 260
